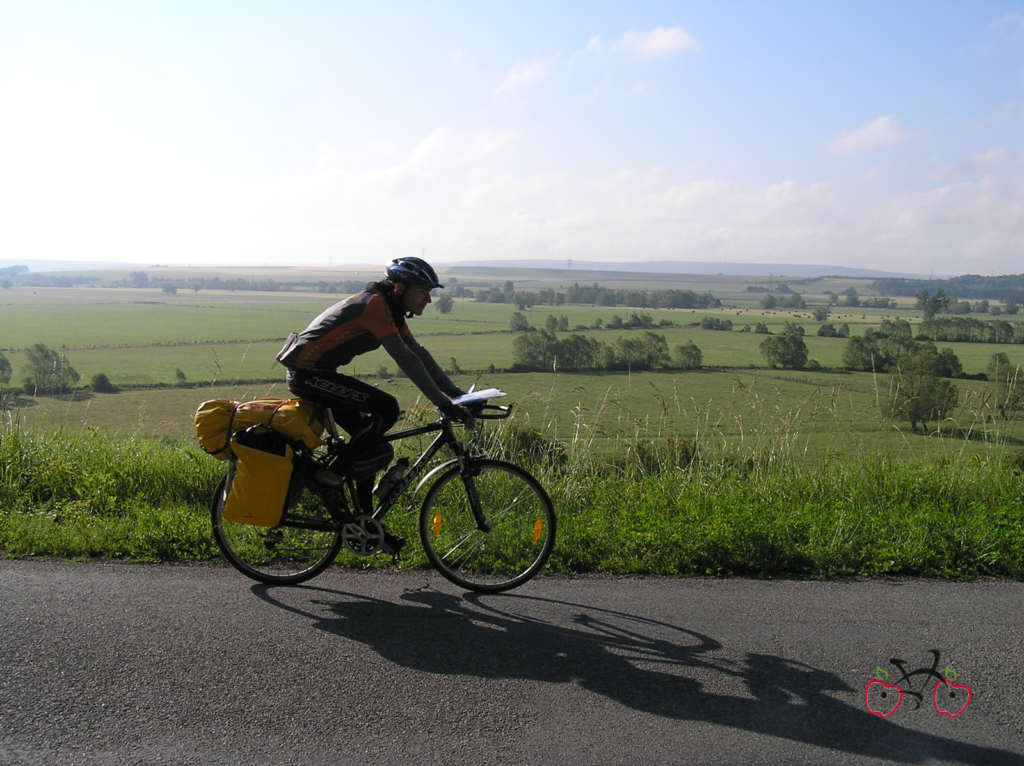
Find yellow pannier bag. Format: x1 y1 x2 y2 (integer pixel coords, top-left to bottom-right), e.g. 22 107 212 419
194 397 325 460
222 426 294 527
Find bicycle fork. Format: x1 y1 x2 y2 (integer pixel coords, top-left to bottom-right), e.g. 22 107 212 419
457 455 492 533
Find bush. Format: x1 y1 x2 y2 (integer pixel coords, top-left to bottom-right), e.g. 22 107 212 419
90 373 119 393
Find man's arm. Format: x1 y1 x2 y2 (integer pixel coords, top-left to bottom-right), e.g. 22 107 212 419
405 334 464 398
380 334 456 409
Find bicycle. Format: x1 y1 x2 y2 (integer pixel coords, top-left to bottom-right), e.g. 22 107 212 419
209 398 556 593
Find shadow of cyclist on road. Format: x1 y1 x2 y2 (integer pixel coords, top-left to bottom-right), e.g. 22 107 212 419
253 584 1020 765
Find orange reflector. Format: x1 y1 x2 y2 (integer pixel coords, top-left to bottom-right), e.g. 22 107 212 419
532 518 543 543
433 510 442 536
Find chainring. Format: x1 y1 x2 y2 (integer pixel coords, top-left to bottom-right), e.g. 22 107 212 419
341 514 386 556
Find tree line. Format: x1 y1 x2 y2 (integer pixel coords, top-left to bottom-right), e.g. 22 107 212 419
873 274 1024 303
465 280 721 310
511 330 701 373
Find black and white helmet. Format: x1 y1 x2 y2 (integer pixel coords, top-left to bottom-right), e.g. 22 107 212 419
386 257 443 289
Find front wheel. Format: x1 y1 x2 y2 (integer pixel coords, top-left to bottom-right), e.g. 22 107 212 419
211 475 344 585
419 459 556 592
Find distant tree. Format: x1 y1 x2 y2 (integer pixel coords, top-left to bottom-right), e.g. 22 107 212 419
0 352 11 388
760 294 777 309
509 312 531 332
175 368 187 385
449 357 462 374
128 271 149 288
760 326 808 369
675 341 703 370
754 322 770 334
879 318 912 338
161 284 178 296
817 323 839 337
987 352 1024 418
1004 300 1019 315
841 288 860 308
916 288 950 320
934 347 963 378
23 343 79 395
545 314 559 332
812 306 831 322
90 373 118 393
435 294 454 314
883 350 959 432
841 330 920 372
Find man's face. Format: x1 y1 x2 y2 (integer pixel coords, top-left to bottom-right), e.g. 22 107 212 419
399 283 433 316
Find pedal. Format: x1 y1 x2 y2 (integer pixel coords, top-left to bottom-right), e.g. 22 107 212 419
383 531 406 561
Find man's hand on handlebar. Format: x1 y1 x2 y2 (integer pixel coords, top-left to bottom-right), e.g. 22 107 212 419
441 401 476 428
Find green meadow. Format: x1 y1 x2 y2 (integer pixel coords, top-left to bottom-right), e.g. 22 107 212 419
3 270 1024 577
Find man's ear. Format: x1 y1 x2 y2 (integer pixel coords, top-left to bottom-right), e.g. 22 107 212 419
393 282 407 296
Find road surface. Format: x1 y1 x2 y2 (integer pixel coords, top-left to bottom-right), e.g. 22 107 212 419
2 560 1023 764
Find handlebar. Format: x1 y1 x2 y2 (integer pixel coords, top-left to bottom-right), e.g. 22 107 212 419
473 403 512 420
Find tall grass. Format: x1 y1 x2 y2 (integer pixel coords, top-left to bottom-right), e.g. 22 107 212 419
472 380 1024 578
0 425 223 560
3 383 1023 577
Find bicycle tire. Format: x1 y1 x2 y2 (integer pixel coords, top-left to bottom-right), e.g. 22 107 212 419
418 459 556 593
210 475 344 585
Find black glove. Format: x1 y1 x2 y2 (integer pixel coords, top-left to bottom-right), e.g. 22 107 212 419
442 402 475 427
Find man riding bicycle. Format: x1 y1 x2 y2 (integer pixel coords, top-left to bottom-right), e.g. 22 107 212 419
276 257 473 526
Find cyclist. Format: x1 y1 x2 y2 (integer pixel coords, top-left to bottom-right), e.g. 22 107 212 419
276 257 472 524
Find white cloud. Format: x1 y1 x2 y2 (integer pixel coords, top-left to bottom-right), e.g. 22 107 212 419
585 35 602 52
990 12 1024 37
829 116 908 155
934 146 1013 182
615 26 700 57
494 57 556 95
4 103 1021 276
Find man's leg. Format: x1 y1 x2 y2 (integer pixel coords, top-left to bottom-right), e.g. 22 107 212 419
286 369 400 511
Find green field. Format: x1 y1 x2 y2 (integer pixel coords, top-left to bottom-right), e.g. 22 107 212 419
4 269 1024 577
4 274 1024 463
5 285 1021 387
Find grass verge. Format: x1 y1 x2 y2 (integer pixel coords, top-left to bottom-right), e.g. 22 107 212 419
2 419 1023 578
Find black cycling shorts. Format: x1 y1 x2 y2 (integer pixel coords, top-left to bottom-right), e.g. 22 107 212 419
286 369 399 437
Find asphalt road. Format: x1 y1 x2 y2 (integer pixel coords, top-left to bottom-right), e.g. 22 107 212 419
2 560 1023 765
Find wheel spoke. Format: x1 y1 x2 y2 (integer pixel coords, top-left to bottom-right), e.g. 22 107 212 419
211 476 344 585
420 460 555 593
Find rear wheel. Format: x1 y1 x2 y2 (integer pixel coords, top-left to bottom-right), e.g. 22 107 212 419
211 475 344 585
419 459 556 593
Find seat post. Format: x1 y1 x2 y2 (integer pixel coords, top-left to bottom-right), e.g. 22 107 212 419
324 407 342 442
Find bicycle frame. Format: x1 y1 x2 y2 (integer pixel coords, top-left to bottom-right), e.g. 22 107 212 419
319 403 512 528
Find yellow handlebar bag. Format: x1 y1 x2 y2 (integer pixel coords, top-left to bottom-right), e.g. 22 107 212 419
222 426 294 527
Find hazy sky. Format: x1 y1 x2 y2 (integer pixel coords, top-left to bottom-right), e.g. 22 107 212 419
2 1 1023 275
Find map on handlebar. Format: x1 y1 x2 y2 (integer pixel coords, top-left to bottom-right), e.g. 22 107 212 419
451 388 506 406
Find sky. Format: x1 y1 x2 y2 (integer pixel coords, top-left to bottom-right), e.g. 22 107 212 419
1 1 1023 276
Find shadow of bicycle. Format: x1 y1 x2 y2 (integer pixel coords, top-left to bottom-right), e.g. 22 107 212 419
253 583 1020 765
